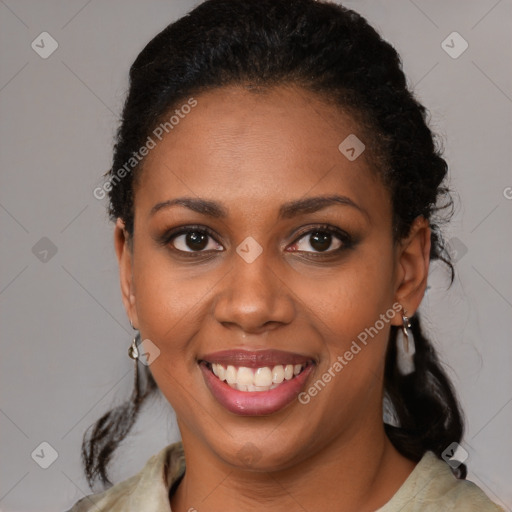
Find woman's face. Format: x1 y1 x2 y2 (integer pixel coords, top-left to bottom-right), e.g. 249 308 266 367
116 84 427 470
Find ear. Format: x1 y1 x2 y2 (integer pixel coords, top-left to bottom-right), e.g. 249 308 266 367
391 216 431 325
114 218 138 329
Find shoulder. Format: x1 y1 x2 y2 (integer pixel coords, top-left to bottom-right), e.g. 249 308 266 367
65 441 185 512
378 451 504 512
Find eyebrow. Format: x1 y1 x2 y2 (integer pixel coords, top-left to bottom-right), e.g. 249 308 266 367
149 195 369 221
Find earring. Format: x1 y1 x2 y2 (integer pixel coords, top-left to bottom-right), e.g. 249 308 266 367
396 309 416 375
128 332 140 360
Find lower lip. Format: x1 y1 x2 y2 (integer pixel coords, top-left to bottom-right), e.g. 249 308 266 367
200 363 314 416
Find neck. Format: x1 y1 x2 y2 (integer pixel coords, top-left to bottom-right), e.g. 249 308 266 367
170 423 416 512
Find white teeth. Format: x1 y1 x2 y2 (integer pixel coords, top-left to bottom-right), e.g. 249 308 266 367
237 367 254 386
226 365 237 384
284 364 294 380
272 365 285 384
212 363 226 381
209 362 307 391
216 364 226 381
247 384 272 392
254 367 273 387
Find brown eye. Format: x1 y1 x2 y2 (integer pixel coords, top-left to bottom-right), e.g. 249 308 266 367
295 231 341 253
169 229 223 253
288 226 351 255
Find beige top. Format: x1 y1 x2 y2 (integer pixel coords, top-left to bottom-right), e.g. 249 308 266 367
67 442 503 511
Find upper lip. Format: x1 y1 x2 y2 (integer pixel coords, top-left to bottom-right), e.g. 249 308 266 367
199 349 314 368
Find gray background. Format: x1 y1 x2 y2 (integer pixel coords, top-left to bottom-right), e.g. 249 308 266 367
0 1 511 510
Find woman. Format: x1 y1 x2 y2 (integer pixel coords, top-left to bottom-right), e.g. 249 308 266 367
68 0 503 510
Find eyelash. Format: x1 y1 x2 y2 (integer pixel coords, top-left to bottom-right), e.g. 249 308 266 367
159 224 353 259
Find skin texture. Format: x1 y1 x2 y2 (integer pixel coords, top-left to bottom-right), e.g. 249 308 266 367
114 84 431 512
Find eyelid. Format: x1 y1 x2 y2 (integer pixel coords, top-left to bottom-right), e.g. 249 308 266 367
291 224 350 242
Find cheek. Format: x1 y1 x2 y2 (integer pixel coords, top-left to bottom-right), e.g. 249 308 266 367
131 252 211 412
296 242 395 393
131 248 212 360
295 244 395 338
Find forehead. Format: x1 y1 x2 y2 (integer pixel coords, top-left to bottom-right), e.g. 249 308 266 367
135 85 390 223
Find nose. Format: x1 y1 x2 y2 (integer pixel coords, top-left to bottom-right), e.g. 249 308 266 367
212 251 296 335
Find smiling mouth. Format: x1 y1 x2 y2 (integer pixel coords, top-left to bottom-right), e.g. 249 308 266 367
201 361 313 392
198 349 316 415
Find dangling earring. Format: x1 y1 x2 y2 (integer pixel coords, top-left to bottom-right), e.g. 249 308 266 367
396 308 416 375
128 318 139 360
128 333 140 360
